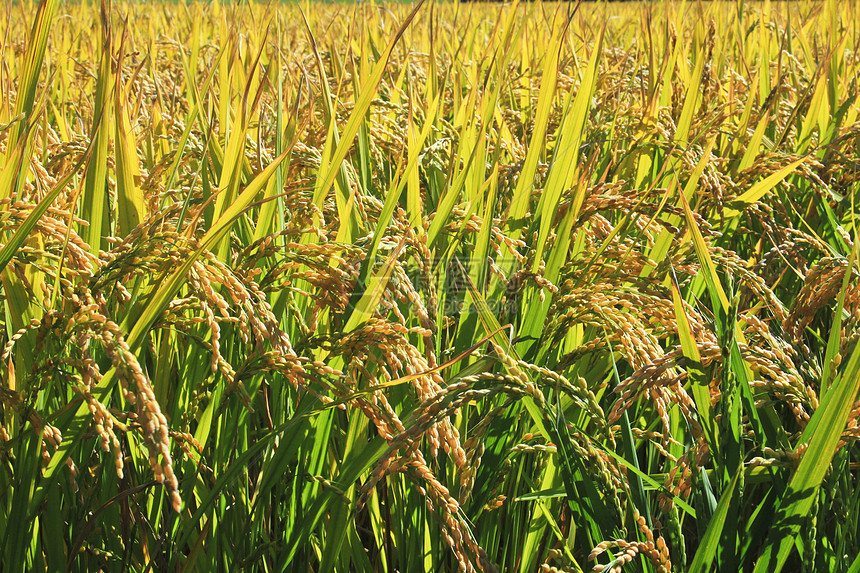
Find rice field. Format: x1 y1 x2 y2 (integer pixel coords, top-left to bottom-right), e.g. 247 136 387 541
1 0 859 570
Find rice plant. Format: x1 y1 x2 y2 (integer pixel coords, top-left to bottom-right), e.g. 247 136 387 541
1 0 859 571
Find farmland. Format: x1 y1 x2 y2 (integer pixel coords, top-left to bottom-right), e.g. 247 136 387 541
1 0 859 570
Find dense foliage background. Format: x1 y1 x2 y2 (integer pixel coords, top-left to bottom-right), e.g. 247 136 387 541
1 0 859 571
